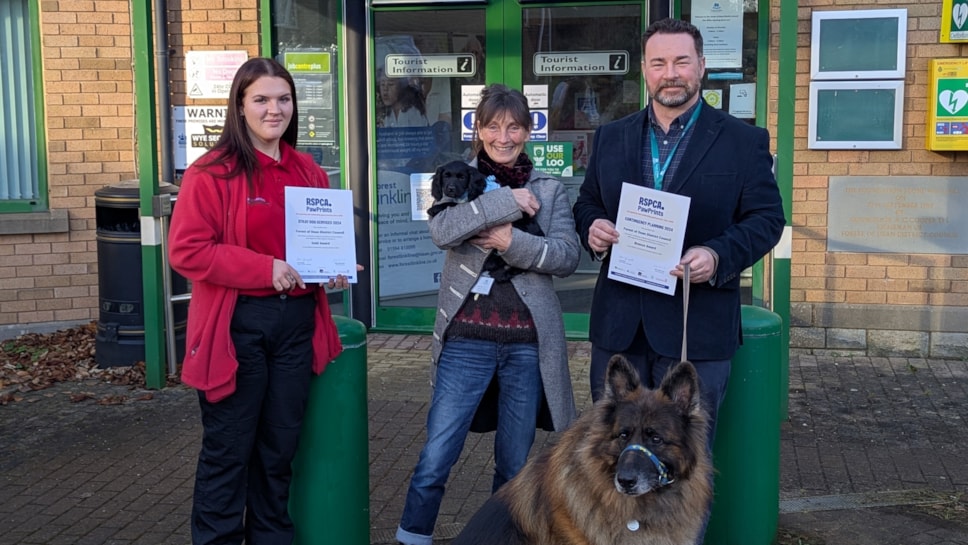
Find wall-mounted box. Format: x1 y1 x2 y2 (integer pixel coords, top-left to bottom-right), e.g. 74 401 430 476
927 58 968 151
940 0 968 43
810 9 907 80
808 81 904 150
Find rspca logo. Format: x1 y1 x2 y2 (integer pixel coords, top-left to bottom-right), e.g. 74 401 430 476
637 196 665 217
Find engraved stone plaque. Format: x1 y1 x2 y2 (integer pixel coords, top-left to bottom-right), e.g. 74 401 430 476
827 176 967 254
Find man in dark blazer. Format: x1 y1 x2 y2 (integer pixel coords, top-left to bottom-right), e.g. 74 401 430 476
573 18 785 450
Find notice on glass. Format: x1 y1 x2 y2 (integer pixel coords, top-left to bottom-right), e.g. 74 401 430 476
729 83 756 118
410 172 434 221
691 0 744 69
285 187 358 283
607 183 690 295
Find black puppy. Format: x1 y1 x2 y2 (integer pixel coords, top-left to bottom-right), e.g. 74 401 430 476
427 160 544 283
427 160 488 217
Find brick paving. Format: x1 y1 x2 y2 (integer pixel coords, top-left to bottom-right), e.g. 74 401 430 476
1 333 967 544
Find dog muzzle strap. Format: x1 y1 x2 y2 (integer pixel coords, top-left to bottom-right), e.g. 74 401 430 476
622 444 674 486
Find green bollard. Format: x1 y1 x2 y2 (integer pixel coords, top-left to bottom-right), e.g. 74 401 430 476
290 316 369 545
705 305 782 545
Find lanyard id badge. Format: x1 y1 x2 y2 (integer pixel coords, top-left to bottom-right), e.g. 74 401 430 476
471 272 494 296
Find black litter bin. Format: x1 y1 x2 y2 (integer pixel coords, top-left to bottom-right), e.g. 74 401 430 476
94 180 187 367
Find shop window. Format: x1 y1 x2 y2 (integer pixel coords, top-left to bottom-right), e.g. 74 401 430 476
273 0 342 177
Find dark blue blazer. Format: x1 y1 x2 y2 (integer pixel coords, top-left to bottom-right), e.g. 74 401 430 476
573 102 785 360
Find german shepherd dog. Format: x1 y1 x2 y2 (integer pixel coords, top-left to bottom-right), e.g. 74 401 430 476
452 355 712 545
427 160 544 283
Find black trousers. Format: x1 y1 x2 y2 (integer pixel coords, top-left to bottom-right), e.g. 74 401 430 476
191 293 316 545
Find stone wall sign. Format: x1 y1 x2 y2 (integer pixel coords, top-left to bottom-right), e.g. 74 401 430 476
828 176 966 254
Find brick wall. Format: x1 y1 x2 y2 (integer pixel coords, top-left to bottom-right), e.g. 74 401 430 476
772 0 968 357
0 0 259 332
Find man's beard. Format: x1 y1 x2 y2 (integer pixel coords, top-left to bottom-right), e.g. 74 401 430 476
650 80 699 108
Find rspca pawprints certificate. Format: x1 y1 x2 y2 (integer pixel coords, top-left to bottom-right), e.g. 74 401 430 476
608 183 690 295
285 187 357 283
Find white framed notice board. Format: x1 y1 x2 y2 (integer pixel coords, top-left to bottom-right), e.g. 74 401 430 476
810 9 907 80
808 80 904 150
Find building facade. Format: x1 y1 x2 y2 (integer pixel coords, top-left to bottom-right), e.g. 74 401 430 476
0 0 966 361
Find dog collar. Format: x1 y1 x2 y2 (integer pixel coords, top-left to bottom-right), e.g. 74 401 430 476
621 444 674 487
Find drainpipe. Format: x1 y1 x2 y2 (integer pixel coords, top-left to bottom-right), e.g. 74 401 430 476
154 0 173 184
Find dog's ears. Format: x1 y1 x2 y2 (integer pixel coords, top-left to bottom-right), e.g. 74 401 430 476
604 354 641 400
659 361 702 417
431 165 445 200
466 168 487 200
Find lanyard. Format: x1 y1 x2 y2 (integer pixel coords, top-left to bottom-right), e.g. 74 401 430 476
650 105 701 190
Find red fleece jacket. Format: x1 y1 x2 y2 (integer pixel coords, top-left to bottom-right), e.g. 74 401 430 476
168 143 343 402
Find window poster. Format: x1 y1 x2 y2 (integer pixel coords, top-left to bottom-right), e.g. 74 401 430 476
691 0 744 69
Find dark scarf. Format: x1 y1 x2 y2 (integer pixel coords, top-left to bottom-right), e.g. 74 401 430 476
476 150 533 188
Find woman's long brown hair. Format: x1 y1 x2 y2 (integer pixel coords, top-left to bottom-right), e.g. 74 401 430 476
195 57 299 188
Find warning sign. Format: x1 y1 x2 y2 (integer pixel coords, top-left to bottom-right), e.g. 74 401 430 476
185 107 227 166
186 50 248 99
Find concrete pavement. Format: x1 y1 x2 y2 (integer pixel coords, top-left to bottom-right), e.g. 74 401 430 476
1 332 967 544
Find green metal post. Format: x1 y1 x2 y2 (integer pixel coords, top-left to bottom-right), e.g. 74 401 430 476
259 0 273 58
131 0 166 388
290 317 370 545
705 305 782 545
775 0 798 421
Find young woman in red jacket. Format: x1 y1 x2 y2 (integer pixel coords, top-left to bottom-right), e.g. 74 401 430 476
168 57 354 545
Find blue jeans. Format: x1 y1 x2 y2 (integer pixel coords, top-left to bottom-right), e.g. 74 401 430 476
397 339 542 545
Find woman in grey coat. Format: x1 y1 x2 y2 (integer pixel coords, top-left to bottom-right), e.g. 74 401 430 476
396 84 580 545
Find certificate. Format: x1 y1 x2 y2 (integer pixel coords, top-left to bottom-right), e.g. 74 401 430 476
607 183 690 295
285 187 358 283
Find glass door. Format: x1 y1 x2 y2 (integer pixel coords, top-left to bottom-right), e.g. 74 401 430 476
372 5 488 330
371 1 645 334
520 4 644 336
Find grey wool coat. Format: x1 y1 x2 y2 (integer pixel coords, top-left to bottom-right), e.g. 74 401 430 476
427 160 581 432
